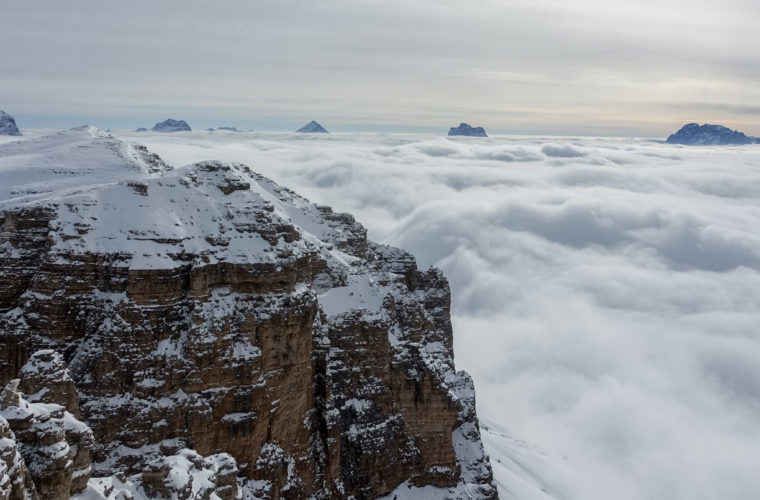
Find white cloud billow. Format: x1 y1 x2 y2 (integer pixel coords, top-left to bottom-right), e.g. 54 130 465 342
126 130 760 500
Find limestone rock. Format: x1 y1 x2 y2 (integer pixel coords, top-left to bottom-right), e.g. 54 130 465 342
19 350 80 417
0 414 38 500
0 375 93 499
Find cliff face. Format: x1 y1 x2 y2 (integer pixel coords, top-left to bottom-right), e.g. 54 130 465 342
0 127 497 499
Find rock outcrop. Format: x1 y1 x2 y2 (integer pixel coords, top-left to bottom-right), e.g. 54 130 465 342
0 351 94 499
0 414 37 500
296 121 329 133
151 119 191 132
0 111 21 136
0 128 497 499
448 123 487 137
666 123 759 145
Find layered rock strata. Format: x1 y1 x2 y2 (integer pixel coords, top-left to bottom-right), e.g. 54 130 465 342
0 127 497 499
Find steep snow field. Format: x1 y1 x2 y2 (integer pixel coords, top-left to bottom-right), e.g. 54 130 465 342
10 129 760 499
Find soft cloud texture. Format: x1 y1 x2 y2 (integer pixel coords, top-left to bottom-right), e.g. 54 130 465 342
118 130 760 500
2 0 760 135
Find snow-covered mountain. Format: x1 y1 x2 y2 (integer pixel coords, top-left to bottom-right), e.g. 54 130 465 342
666 123 759 145
0 128 497 499
0 110 21 136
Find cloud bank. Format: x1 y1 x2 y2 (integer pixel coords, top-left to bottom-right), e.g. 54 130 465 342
125 130 760 500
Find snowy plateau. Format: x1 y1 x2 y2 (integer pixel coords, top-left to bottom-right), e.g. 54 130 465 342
2 127 760 500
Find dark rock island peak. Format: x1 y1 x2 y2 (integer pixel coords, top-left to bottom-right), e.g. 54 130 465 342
151 118 192 132
666 123 759 145
0 110 21 136
296 120 329 133
448 123 488 137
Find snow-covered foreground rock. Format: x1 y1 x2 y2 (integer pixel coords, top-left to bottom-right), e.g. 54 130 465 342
0 127 497 499
119 129 760 500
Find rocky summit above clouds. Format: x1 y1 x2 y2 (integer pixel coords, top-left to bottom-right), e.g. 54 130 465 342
448 123 488 137
296 121 329 133
0 110 21 136
151 118 192 132
0 127 497 499
666 123 759 145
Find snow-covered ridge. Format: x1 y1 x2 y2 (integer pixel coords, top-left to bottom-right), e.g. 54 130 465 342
0 125 170 206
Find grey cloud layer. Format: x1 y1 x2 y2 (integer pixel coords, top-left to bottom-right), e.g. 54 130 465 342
125 130 760 500
3 0 760 135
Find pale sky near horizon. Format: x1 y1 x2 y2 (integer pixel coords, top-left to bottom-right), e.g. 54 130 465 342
2 0 759 136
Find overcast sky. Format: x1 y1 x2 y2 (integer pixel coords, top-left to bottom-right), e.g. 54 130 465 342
3 0 759 136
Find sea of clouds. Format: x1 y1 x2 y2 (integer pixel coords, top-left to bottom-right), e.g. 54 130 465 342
121 130 760 500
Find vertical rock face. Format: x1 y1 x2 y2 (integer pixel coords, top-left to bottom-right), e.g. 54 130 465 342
0 128 498 499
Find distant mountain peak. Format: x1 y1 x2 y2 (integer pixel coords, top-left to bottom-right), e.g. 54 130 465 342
296 120 329 133
448 122 487 137
0 109 21 136
666 123 759 145
151 119 191 133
